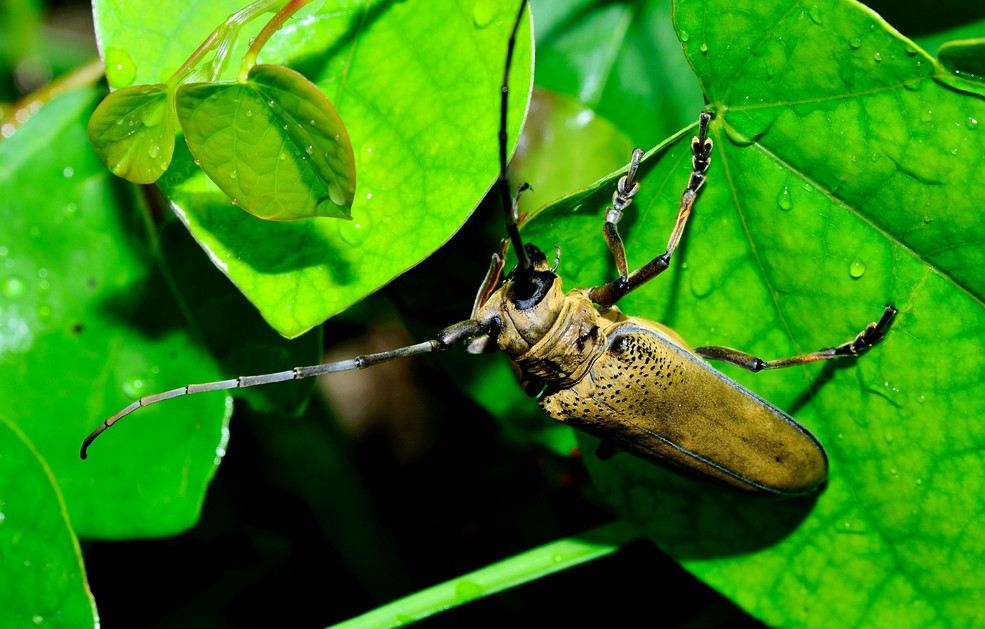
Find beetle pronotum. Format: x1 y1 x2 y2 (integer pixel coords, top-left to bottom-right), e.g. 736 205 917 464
82 0 896 497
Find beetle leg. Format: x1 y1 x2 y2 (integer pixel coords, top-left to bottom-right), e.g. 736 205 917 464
589 112 713 308
471 238 509 318
601 147 644 281
694 305 898 372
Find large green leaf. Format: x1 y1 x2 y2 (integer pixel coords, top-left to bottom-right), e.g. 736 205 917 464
0 418 97 628
0 88 230 539
531 0 702 148
92 0 534 338
509 0 985 626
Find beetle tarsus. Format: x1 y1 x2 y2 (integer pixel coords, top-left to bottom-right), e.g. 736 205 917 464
589 112 715 308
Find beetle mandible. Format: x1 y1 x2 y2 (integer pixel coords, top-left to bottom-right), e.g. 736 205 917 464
81 0 896 497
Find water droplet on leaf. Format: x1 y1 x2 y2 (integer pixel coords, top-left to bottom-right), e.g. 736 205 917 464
776 185 793 211
1 275 26 299
104 48 136 87
472 0 499 28
849 258 866 278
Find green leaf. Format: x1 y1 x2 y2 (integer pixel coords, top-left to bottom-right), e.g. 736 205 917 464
87 83 175 184
515 0 985 625
511 87 636 217
176 64 356 221
938 38 985 80
336 521 639 628
0 88 229 539
531 0 703 148
0 418 98 628
93 0 534 338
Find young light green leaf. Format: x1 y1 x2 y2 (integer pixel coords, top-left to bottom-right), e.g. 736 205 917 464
87 83 175 184
176 64 355 221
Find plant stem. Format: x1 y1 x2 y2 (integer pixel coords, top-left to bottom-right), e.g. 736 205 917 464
238 0 314 82
165 0 288 87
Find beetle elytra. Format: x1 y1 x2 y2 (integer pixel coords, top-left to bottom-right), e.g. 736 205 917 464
81 0 896 497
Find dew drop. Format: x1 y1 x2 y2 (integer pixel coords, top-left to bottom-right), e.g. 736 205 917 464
147 144 160 159
305 145 314 155
837 519 867 534
245 109 254 117
104 48 136 87
336 208 373 246
689 270 714 297
884 430 893 444
36 303 52 322
455 579 483 600
920 109 933 123
776 185 793 211
1 275 26 299
967 117 979 130
873 51 883 62
849 258 866 278
680 30 690 42
904 44 917 56
279 152 287 161
699 42 709 54
327 181 346 206
229 170 237 179
32 615 43 626
63 166 74 178
122 377 145 399
850 37 862 50
808 5 822 24
472 0 498 28
950 147 959 155
359 146 375 164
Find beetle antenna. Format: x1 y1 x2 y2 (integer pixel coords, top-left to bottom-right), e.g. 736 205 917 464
498 0 533 282
81 319 482 459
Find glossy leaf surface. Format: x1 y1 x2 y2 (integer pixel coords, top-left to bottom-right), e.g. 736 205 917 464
0 419 97 628
86 82 175 184
176 64 355 220
938 37 985 79
511 0 985 626
93 0 534 338
0 88 229 539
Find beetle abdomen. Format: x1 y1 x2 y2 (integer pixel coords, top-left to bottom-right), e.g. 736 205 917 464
539 321 828 496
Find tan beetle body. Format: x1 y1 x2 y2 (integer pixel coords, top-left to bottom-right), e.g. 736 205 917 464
81 4 895 503
475 257 828 497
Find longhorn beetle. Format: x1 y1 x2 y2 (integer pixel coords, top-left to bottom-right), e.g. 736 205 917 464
81 0 896 497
